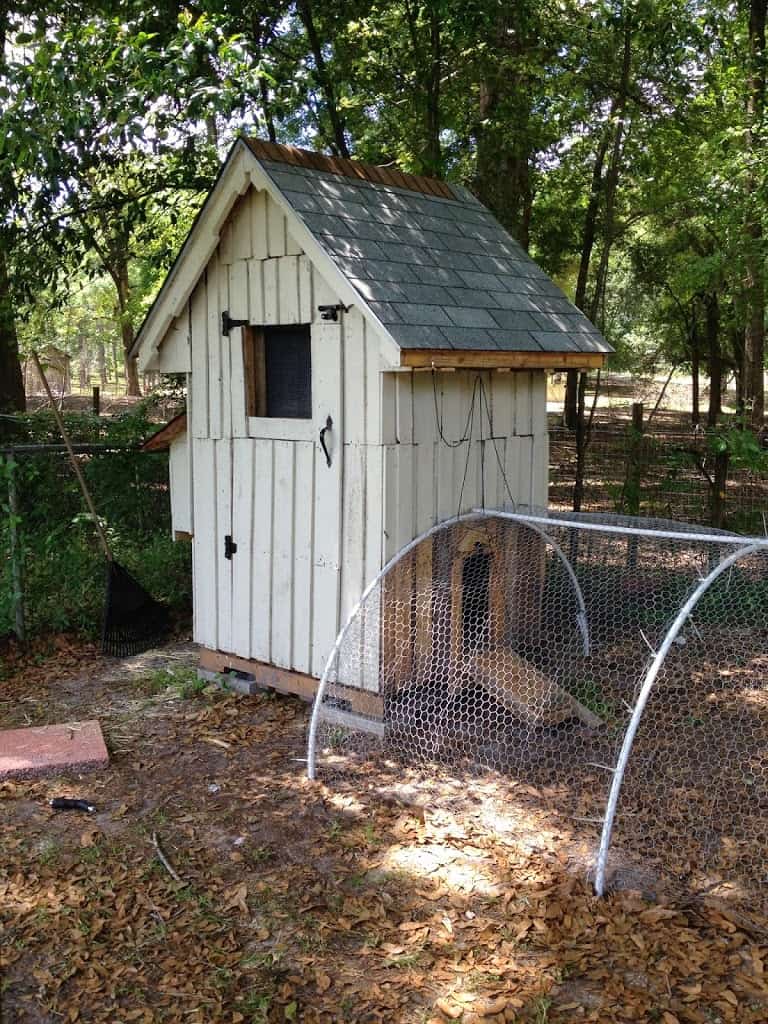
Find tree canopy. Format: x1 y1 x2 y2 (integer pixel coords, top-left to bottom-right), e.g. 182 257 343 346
0 0 765 419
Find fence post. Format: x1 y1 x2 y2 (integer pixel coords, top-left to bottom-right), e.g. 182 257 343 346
624 403 644 567
92 386 100 416
6 453 25 644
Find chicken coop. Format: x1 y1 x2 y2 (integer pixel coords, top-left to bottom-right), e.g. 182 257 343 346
133 138 611 700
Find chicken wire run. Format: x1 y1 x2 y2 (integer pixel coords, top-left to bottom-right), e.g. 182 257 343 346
307 508 768 914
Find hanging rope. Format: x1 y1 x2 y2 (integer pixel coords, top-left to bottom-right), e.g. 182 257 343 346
432 369 520 516
478 376 518 512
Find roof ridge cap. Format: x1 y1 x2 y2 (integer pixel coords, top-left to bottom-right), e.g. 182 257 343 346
242 136 457 201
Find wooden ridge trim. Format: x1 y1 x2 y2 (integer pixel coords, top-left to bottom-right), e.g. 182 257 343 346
199 648 384 717
399 349 607 370
243 137 456 201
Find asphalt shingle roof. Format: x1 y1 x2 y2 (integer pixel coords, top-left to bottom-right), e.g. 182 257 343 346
248 142 612 356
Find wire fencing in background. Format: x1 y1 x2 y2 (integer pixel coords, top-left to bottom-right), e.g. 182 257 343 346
0 442 190 642
549 426 768 534
308 509 768 916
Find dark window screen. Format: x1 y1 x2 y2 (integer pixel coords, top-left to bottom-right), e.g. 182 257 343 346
264 326 312 418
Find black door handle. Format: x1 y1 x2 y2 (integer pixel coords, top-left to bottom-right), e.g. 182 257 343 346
224 535 237 560
319 415 333 467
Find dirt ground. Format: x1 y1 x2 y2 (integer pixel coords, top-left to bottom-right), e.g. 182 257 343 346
2 637 768 1024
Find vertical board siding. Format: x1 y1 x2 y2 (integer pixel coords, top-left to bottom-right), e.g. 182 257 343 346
191 186 382 677
298 256 313 322
216 440 233 653
311 321 343 676
192 439 217 648
169 436 192 535
263 258 280 323
207 252 223 440
292 443 315 674
190 282 208 439
247 258 264 324
231 439 255 658
251 440 274 662
251 190 269 260
267 195 287 258
271 441 295 668
383 368 547 552
343 313 366 445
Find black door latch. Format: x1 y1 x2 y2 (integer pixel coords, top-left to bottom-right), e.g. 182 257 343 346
224 535 237 560
319 415 333 467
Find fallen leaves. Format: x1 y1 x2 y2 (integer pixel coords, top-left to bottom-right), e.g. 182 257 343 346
2 639 768 1024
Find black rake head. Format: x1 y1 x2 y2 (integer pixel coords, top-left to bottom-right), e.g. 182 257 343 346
101 560 171 658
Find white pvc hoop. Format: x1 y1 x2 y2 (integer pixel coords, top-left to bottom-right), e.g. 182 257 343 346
307 509 592 779
482 509 766 547
593 541 766 896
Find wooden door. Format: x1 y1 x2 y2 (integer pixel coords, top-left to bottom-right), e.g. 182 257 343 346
192 438 233 653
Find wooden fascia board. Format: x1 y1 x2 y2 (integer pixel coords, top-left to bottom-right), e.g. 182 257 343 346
134 144 253 373
248 160 402 369
399 349 608 371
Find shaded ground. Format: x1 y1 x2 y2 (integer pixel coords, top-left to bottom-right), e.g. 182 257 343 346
2 637 768 1023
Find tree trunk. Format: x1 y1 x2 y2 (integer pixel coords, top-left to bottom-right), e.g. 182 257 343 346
0 11 25 417
565 124 613 428
743 0 767 430
711 449 730 528
296 0 350 157
98 342 107 388
113 260 140 397
474 7 533 249
706 292 722 427
573 372 588 511
567 15 632 428
0 248 25 415
423 1 442 177
691 310 700 427
259 75 277 143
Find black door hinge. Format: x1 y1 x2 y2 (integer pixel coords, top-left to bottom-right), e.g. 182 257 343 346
224 535 237 560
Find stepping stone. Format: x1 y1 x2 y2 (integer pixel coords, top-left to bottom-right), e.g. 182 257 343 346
0 721 109 780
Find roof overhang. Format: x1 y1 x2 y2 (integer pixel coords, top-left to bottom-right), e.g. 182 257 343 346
399 350 608 371
142 412 187 451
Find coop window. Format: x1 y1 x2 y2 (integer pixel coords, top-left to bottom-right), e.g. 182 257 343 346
461 545 492 652
243 325 312 419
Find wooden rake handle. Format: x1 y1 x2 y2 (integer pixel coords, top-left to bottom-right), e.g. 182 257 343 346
31 350 113 561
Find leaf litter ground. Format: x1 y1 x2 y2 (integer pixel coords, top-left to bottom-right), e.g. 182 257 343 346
1 637 767 1024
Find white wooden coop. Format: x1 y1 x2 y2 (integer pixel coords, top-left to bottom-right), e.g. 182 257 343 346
135 139 611 699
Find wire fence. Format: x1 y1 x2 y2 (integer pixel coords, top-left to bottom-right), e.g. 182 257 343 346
0 441 190 642
549 427 768 534
308 509 768 917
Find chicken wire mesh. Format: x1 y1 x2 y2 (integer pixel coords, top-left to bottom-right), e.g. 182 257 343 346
307 509 768 913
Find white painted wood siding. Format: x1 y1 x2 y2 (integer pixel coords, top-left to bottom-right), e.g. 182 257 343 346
381 370 548 560
168 434 193 535
185 186 391 679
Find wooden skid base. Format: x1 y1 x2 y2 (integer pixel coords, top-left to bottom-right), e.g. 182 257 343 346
198 648 384 718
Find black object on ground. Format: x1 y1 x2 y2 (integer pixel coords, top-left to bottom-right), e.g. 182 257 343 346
50 798 96 813
102 561 171 657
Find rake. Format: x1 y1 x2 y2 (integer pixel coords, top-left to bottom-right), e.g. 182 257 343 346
32 351 170 657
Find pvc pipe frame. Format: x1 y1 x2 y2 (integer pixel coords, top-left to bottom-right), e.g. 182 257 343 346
307 509 591 780
593 541 768 897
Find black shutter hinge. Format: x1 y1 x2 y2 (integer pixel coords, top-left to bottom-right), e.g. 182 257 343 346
317 303 352 322
221 311 249 336
224 535 237 560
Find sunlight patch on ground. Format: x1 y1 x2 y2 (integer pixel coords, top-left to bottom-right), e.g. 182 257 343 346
379 843 500 895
